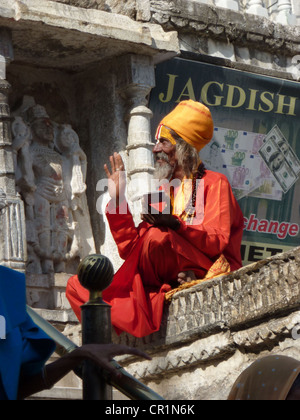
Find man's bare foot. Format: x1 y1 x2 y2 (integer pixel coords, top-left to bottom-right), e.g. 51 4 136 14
177 271 197 286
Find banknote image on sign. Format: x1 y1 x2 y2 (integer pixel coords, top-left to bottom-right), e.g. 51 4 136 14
200 127 285 201
259 125 300 194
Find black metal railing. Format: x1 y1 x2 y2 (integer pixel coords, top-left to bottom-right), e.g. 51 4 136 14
27 306 164 401
26 254 164 401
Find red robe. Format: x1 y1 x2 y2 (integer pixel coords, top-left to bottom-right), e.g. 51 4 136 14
66 170 244 338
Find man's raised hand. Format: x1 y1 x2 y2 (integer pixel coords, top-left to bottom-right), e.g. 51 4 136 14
104 152 126 205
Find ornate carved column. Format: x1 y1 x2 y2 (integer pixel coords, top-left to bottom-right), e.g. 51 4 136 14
117 55 156 224
0 28 27 270
276 0 297 25
246 0 269 18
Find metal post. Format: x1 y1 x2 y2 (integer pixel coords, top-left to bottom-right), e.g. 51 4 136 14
78 254 115 401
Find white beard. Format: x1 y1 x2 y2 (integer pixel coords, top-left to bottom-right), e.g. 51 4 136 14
153 152 175 180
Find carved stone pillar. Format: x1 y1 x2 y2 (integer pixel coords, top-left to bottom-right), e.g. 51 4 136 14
117 55 156 224
276 0 297 25
0 28 27 270
246 0 269 18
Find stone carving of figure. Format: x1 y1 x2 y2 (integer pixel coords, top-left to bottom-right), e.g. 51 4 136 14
13 101 96 275
55 124 96 261
22 105 70 274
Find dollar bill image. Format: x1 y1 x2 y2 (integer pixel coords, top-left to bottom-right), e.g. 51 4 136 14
284 148 300 175
259 126 300 193
259 137 280 163
273 161 298 193
269 126 300 175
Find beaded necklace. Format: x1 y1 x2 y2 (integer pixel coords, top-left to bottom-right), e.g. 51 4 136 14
179 163 206 223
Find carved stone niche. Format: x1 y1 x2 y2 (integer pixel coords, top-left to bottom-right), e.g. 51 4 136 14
12 97 96 308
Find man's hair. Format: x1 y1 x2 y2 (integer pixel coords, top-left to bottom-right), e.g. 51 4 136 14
169 128 200 177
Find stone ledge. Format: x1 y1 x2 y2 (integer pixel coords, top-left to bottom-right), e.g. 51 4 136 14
150 0 300 57
0 0 179 69
122 310 300 381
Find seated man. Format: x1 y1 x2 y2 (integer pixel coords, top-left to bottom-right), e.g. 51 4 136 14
67 100 244 338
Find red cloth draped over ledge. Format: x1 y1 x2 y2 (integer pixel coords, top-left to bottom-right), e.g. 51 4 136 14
66 170 244 338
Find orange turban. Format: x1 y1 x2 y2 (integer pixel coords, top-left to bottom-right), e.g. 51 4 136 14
156 100 214 152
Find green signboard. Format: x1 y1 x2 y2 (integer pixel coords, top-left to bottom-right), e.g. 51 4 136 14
149 57 300 266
